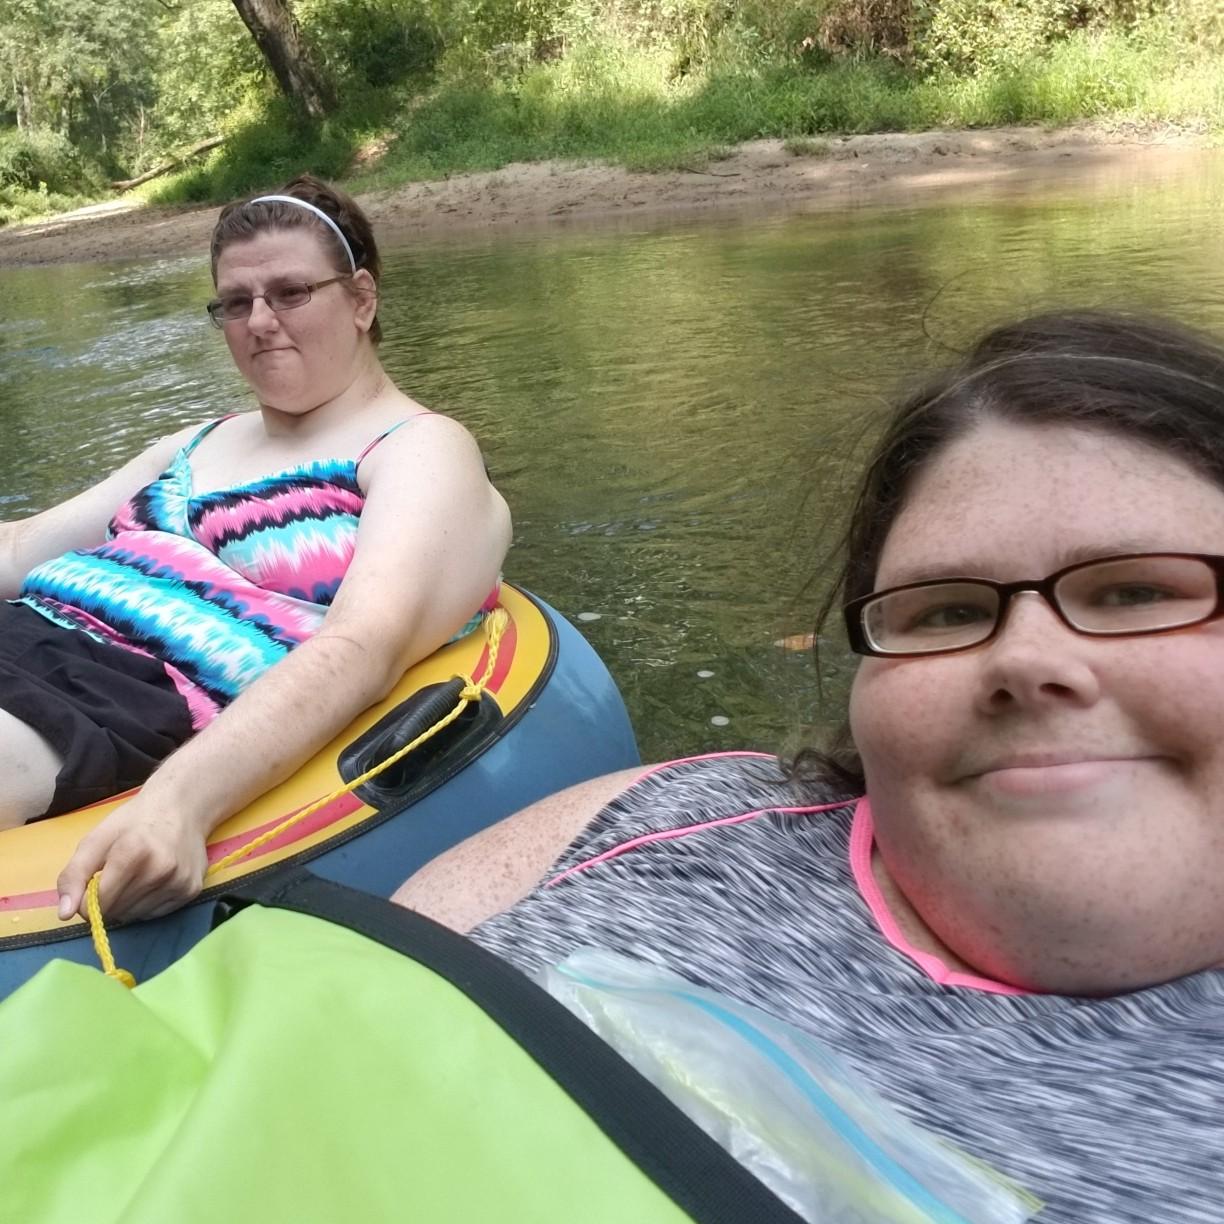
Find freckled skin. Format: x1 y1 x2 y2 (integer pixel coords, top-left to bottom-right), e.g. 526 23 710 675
393 768 645 933
850 421 1224 994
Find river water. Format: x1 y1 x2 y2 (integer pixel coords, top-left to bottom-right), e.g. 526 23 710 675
2 151 1223 761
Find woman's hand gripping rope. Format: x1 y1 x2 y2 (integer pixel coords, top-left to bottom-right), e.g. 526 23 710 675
69 607 509 987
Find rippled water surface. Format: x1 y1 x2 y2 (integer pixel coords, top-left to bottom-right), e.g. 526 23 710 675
3 152 1223 760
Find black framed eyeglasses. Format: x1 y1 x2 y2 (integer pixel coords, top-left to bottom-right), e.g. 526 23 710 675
206 274 352 327
844 552 1224 658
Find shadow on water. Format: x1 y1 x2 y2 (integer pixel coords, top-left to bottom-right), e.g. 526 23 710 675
2 153 1223 761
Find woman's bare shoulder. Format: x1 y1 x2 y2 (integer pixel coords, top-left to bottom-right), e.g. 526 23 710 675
391 766 647 933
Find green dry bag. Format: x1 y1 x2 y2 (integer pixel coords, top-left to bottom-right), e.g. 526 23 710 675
0 873 801 1224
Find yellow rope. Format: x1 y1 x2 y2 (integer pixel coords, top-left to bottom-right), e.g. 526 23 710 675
85 607 508 988
85 875 136 989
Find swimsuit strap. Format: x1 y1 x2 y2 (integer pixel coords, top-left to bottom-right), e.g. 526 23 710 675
355 413 434 469
183 413 432 472
181 414 240 458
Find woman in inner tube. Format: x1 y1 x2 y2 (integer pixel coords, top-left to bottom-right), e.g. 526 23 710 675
0 176 509 923
397 310 1224 1223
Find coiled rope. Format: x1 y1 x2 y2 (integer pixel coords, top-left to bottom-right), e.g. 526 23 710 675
86 607 508 988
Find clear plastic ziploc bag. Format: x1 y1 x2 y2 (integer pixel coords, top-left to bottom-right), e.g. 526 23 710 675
540 949 1041 1224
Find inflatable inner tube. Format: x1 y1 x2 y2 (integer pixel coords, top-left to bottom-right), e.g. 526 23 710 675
0 584 639 999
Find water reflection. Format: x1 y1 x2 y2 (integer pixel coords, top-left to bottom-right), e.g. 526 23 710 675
2 153 1222 760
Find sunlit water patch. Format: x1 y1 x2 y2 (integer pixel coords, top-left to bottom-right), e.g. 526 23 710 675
3 152 1223 759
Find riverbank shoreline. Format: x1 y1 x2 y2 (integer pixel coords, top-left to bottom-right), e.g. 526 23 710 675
0 124 1213 268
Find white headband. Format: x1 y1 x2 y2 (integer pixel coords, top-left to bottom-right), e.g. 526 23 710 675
249 195 357 271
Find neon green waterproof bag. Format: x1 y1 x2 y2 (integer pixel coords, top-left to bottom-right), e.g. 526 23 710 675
0 874 801 1223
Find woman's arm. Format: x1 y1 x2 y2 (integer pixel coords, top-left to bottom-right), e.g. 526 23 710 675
391 767 646 933
0 428 193 597
56 416 512 922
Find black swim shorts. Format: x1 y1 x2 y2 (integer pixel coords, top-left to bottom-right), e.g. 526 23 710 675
0 602 194 819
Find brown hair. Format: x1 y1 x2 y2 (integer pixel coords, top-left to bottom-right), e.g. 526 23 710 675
210 174 383 344
797 309 1224 787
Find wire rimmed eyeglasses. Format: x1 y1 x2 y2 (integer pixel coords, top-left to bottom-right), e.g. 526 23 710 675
843 552 1224 658
206 274 352 327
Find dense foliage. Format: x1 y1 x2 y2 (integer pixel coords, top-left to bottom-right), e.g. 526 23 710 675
1 0 1221 224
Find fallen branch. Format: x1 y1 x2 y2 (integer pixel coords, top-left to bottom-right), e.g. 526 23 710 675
110 136 225 192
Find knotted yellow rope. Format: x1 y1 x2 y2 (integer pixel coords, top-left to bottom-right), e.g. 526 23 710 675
86 607 508 988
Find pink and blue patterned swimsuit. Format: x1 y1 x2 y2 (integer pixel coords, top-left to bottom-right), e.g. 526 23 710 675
18 415 492 729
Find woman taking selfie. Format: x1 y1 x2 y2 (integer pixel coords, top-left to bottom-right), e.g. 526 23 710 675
397 310 1224 1222
0 175 509 923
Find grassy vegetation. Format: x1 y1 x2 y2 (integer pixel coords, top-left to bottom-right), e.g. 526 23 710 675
0 184 96 225
140 24 1222 214
0 126 107 224
783 136 831 157
5 2 1224 225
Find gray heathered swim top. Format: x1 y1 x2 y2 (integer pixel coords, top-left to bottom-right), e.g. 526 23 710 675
471 752 1224 1224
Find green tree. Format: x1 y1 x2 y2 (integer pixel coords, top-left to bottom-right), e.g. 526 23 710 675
228 0 334 118
146 2 264 155
0 0 154 152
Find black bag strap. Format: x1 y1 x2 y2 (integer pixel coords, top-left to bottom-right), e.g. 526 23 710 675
215 872 804 1224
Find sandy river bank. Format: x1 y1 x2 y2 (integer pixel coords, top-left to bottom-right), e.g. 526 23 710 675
0 124 1214 267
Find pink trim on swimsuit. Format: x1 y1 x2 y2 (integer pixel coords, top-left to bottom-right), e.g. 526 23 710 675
546 751 1030 995
622 748 777 788
850 796 1029 996
544 752 802 886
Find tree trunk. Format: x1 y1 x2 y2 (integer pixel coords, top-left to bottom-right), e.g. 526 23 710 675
111 136 226 193
15 81 32 132
228 0 333 120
